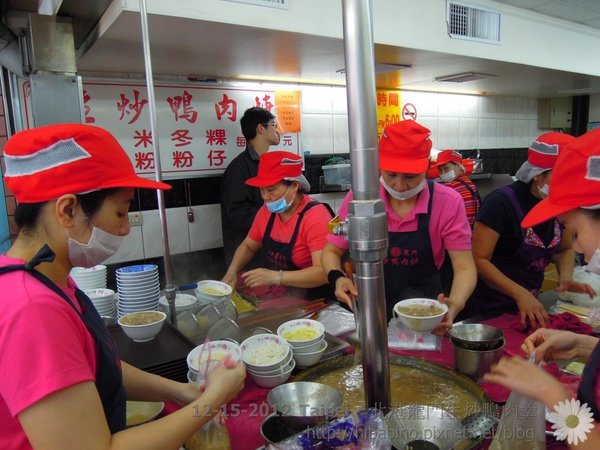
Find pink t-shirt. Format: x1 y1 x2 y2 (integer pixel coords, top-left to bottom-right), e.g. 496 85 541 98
327 182 472 268
0 255 97 450
248 195 332 269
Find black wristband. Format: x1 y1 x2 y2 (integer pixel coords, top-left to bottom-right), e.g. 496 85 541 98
327 269 346 288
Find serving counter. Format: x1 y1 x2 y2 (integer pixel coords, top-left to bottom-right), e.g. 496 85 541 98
113 298 584 450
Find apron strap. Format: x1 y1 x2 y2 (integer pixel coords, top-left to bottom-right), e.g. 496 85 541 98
454 177 481 215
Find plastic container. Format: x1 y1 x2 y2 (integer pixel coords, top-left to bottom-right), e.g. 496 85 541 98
322 163 351 186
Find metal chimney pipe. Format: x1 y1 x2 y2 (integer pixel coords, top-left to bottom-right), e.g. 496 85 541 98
341 0 390 410
138 0 177 324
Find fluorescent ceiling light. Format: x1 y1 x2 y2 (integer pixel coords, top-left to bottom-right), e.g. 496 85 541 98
435 72 497 83
336 63 412 75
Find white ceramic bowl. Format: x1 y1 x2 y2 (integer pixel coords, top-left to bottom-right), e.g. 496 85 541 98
187 340 242 371
277 319 325 348
293 340 328 368
247 350 294 376
126 401 164 427
393 298 448 334
195 280 233 302
241 333 291 373
249 358 296 388
159 293 197 314
118 311 166 342
287 335 325 354
85 288 114 299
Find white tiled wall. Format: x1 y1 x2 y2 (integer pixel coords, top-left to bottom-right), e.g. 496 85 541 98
299 85 542 155
109 84 544 264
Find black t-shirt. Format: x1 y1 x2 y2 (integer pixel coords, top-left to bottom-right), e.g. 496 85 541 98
475 181 557 258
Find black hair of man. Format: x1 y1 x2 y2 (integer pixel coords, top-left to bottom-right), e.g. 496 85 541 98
240 107 275 141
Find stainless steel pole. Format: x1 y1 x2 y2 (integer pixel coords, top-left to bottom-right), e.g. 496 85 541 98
341 0 390 410
138 0 177 324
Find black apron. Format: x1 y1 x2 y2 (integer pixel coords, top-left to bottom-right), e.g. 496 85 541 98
464 185 561 317
0 245 127 433
383 180 445 319
262 201 333 300
578 341 600 421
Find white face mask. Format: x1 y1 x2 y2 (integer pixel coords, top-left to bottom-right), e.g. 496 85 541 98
440 170 457 183
587 248 600 275
537 183 550 198
380 176 426 201
68 225 123 267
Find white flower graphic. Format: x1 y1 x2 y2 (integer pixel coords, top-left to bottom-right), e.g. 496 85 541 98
547 399 595 445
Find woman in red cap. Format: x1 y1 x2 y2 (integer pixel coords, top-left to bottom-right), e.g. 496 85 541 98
322 121 477 332
464 132 591 329
432 149 481 228
222 151 333 298
485 128 600 447
0 124 245 450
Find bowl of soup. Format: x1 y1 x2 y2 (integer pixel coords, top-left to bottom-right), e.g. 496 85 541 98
277 318 325 351
195 280 232 303
118 311 166 342
393 298 448 334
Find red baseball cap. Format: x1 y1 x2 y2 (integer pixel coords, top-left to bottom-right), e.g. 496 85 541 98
245 151 310 192
379 121 432 174
4 124 171 203
528 132 574 169
522 128 600 228
432 149 463 168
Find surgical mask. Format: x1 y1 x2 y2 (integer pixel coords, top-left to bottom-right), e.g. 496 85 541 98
587 248 600 275
537 183 549 198
440 170 457 183
380 176 426 201
68 225 123 267
265 185 295 214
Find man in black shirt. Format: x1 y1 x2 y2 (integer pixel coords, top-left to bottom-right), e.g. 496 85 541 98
221 107 280 266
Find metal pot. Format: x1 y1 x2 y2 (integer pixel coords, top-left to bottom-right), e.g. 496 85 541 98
452 338 505 381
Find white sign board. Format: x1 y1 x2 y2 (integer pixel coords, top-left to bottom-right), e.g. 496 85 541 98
19 79 300 180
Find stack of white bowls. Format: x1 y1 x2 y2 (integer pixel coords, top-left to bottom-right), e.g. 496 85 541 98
116 264 160 318
70 265 107 290
85 288 116 317
241 333 295 388
186 340 242 387
277 319 328 369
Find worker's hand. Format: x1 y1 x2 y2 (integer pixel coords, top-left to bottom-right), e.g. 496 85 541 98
221 271 238 290
432 293 458 336
556 279 596 298
334 277 358 309
242 268 279 288
522 328 583 363
514 291 549 330
205 359 246 405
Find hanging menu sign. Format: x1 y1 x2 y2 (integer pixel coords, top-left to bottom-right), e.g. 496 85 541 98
19 79 301 180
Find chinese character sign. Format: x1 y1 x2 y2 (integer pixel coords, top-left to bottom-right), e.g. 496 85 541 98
376 89 401 141
59 82 301 179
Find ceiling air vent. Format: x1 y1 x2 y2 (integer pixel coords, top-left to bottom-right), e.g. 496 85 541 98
447 0 501 44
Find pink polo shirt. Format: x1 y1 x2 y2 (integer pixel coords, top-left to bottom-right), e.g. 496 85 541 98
327 181 472 269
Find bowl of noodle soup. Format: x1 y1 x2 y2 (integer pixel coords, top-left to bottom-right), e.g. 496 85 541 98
277 319 325 351
393 298 447 334
241 333 291 373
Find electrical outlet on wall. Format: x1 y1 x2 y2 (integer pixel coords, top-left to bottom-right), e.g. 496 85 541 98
128 212 143 226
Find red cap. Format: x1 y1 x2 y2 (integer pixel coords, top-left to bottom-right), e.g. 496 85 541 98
4 124 171 203
432 150 463 168
379 121 432 173
527 132 575 169
245 151 309 191
522 128 600 227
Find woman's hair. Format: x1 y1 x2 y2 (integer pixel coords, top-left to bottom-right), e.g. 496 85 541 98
581 207 600 223
15 188 122 232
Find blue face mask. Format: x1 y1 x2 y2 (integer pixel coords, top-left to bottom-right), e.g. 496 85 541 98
265 185 295 214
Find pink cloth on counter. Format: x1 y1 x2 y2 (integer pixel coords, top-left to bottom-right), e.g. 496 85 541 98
326 182 472 269
0 255 97 450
